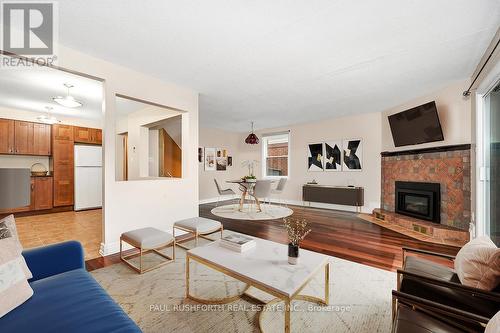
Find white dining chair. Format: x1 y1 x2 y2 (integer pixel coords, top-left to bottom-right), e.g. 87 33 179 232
270 178 287 206
214 179 236 206
250 180 272 211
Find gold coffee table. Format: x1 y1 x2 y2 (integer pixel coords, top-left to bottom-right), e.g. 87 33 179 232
185 236 330 333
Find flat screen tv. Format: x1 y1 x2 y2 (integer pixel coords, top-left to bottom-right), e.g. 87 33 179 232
388 101 444 147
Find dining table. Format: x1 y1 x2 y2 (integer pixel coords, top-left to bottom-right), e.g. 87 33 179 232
226 179 262 212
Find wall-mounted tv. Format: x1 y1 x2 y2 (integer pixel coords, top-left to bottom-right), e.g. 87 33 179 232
388 101 444 147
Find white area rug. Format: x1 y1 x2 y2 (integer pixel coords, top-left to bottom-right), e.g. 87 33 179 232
211 203 293 220
91 232 396 333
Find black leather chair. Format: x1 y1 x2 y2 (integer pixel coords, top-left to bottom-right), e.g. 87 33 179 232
392 290 490 333
395 247 500 320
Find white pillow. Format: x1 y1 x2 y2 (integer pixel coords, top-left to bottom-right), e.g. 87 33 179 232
0 229 33 317
454 236 500 291
485 311 500 333
0 215 32 279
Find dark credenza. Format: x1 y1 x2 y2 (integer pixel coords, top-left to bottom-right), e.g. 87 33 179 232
302 185 364 209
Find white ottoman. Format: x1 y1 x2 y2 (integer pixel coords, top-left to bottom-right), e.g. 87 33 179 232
173 217 223 249
120 227 175 274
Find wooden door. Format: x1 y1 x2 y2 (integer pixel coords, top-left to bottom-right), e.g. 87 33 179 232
74 126 91 143
0 119 14 154
14 121 34 154
33 123 51 155
52 124 73 141
34 177 53 210
52 139 74 206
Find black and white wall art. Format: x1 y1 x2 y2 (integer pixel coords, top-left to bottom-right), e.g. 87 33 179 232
307 143 324 171
324 141 342 171
342 139 363 171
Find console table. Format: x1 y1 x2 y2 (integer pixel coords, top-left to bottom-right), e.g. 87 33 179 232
302 184 364 211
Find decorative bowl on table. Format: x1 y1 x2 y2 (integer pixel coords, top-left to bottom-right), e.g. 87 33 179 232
242 176 257 183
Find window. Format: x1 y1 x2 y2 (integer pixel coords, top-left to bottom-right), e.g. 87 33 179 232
478 82 500 246
262 132 289 177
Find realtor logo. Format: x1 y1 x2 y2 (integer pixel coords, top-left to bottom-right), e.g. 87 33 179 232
1 1 58 67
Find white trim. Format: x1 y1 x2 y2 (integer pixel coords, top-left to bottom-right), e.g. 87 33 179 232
262 132 290 178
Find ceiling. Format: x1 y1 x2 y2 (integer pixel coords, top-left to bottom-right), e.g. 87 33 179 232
31 1 500 131
0 57 103 120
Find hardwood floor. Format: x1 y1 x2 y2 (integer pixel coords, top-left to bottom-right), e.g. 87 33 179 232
86 201 460 272
199 201 460 271
16 209 102 260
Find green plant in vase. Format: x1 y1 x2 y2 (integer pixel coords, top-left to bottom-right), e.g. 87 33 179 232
283 218 311 265
242 175 257 183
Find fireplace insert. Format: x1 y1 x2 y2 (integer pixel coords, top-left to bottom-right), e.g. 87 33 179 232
395 181 440 223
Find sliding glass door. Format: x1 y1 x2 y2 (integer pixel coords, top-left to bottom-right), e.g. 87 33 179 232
481 83 500 245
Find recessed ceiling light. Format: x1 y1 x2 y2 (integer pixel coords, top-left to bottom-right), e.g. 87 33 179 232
52 83 83 108
37 106 60 124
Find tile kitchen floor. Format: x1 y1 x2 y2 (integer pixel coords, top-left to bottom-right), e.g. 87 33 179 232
16 209 102 260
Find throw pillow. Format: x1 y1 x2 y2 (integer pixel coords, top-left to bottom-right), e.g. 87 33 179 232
454 236 500 291
0 234 34 318
485 311 500 333
0 215 32 279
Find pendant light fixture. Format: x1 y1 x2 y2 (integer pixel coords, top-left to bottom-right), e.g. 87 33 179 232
245 121 259 144
53 83 83 108
37 106 60 124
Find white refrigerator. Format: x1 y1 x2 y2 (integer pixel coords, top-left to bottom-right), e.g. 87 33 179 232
74 145 102 211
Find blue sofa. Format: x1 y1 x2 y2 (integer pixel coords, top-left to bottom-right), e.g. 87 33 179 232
0 241 141 333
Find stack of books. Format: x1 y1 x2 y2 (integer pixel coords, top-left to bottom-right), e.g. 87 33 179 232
220 234 256 253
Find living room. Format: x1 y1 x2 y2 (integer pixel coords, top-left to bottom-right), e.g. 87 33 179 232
1 2 499 333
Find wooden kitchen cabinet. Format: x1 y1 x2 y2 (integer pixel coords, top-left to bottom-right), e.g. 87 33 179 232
95 129 102 144
53 124 74 141
0 119 50 156
0 119 14 154
34 177 53 210
74 126 91 143
74 126 102 145
52 137 74 207
14 121 34 155
33 123 51 155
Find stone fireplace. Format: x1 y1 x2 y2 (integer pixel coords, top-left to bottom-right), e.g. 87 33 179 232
381 144 471 231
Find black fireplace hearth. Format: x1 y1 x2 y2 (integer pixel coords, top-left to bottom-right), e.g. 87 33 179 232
395 181 440 223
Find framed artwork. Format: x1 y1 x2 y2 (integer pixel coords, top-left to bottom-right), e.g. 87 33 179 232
216 148 227 171
227 156 233 166
204 147 216 171
324 141 342 171
342 139 363 171
307 143 324 171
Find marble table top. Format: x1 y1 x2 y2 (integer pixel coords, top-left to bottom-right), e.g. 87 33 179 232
187 236 329 298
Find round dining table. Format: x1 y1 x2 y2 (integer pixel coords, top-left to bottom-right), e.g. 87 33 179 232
226 179 261 212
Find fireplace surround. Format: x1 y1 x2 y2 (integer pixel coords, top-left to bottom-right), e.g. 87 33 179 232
395 181 440 223
381 144 471 230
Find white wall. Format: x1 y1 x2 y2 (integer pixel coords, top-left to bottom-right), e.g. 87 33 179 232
199 127 244 202
199 80 474 214
56 46 199 255
200 112 383 213
0 155 49 170
382 80 471 152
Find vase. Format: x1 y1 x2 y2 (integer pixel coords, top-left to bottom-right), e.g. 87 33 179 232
288 243 299 265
